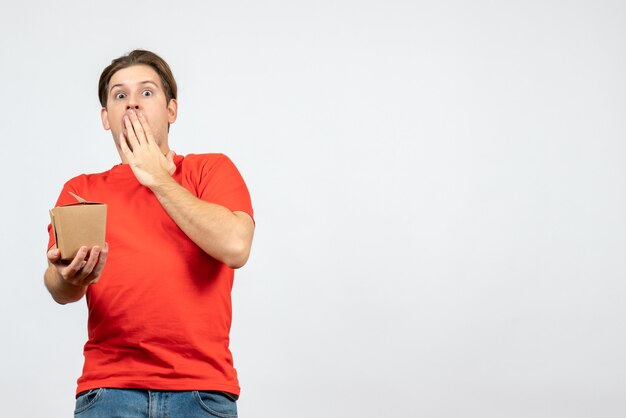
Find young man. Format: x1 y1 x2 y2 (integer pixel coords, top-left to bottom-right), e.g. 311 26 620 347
44 50 254 417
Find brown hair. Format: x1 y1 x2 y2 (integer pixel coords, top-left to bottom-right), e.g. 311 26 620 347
98 49 177 108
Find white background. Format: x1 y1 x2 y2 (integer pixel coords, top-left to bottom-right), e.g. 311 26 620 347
1 1 625 417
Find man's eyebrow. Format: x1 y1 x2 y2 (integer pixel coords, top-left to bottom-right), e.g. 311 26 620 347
109 80 159 92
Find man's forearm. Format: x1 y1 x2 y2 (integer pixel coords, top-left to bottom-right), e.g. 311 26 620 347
44 264 88 304
149 177 254 268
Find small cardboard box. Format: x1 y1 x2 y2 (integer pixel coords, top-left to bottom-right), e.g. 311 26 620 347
49 192 107 260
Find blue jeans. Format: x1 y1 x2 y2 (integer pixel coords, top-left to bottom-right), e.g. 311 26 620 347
74 388 237 418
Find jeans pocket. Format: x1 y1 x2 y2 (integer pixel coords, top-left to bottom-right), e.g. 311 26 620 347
193 391 238 417
75 388 105 415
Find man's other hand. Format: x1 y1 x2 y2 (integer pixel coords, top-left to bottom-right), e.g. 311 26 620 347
119 109 176 187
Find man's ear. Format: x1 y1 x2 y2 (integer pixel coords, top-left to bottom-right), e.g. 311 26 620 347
167 99 178 124
101 107 111 130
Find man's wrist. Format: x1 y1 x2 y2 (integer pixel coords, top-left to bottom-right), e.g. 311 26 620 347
148 172 178 193
45 265 89 304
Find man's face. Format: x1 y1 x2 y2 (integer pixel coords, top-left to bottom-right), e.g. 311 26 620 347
101 64 177 152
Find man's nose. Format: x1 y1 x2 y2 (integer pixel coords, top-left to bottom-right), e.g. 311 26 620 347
126 104 140 110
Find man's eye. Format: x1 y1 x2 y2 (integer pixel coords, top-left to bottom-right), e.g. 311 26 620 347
142 90 152 97
115 93 126 99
